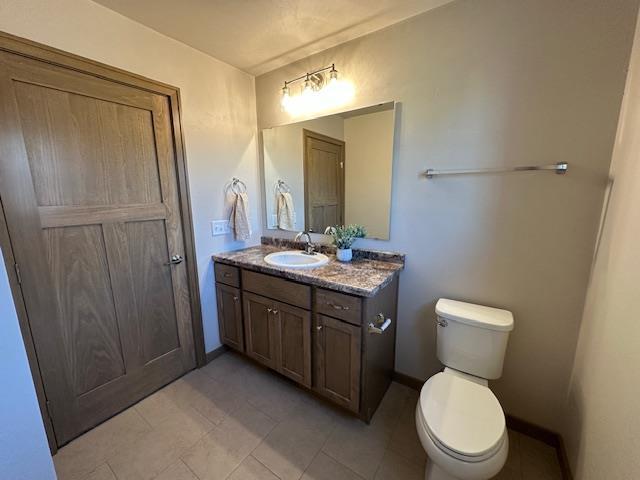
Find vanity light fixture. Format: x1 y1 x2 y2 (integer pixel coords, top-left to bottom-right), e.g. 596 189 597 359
280 64 353 115
281 84 290 104
329 64 338 84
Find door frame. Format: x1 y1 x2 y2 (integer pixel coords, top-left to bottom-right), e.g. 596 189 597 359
0 31 206 453
302 129 345 232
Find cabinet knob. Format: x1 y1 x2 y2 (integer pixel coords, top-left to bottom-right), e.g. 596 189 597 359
272 309 279 315
316 325 323 331
233 296 239 302
267 308 273 313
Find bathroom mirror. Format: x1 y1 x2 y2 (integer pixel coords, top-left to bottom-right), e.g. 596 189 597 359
261 101 396 240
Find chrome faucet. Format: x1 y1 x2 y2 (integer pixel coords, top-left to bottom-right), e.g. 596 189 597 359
294 231 316 255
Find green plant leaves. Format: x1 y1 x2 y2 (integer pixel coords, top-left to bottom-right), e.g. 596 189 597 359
324 224 367 249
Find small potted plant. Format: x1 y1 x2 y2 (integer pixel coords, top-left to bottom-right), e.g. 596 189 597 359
324 224 367 262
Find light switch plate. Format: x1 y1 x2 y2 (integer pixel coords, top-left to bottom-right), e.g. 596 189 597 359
211 220 230 236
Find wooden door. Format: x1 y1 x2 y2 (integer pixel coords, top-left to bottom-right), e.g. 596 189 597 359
0 50 197 445
216 284 244 352
303 130 345 232
243 292 278 369
314 314 361 412
277 303 311 387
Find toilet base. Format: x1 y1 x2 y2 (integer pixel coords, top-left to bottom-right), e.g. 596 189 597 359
426 461 461 480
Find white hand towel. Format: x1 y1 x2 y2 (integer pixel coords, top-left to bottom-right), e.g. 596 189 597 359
277 192 295 230
230 192 251 241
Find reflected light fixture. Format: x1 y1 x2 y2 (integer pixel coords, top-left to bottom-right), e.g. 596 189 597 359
279 64 354 115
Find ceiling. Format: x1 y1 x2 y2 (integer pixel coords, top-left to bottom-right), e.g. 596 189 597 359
92 0 454 75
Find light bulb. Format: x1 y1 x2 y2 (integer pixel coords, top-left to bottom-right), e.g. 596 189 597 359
303 75 314 94
329 66 338 85
280 84 290 109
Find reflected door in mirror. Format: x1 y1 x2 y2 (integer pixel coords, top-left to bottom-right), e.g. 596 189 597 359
303 130 345 233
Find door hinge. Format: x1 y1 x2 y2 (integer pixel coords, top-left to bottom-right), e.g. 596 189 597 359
14 263 22 284
45 400 53 419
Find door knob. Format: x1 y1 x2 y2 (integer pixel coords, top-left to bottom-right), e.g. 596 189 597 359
165 254 183 265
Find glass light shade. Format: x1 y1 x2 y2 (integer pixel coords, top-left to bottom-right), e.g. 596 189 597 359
303 77 313 94
280 85 290 109
329 68 338 84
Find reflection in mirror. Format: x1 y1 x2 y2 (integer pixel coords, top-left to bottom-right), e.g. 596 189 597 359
262 102 395 240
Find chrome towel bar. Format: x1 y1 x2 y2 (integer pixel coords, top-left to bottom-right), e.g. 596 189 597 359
423 162 568 179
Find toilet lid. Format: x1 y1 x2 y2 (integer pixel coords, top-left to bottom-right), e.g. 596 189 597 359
419 372 505 459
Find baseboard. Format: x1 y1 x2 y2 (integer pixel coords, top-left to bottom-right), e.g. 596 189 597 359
392 370 423 391
557 434 574 480
505 414 559 447
392 371 573 480
506 415 573 480
205 344 228 363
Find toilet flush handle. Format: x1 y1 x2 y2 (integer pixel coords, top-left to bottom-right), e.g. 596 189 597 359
436 317 448 328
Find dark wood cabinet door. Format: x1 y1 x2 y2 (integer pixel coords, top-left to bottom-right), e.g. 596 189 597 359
243 292 278 369
216 284 244 352
277 303 311 387
314 314 361 412
0 51 196 445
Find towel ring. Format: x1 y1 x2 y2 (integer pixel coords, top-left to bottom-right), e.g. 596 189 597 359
228 177 247 194
275 179 291 194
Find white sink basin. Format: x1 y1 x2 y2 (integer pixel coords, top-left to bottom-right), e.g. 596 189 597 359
264 250 329 269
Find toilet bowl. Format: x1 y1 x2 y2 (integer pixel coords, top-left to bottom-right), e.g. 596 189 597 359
415 369 508 480
416 299 514 480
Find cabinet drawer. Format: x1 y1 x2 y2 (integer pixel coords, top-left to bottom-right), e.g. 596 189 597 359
215 263 240 287
315 288 362 325
242 270 311 309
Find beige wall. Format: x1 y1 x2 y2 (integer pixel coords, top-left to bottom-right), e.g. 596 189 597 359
256 0 638 431
0 0 260 353
344 109 394 239
263 116 344 230
563 11 640 479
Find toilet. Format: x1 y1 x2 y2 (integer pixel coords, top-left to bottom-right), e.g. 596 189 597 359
415 298 514 480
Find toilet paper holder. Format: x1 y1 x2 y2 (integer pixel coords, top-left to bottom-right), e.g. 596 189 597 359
368 313 392 334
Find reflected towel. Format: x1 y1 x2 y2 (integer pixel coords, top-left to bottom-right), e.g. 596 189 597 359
230 192 251 241
277 192 295 230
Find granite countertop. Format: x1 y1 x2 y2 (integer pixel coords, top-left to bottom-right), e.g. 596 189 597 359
212 244 404 297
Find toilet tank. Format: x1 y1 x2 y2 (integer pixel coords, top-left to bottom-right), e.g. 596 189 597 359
435 298 514 380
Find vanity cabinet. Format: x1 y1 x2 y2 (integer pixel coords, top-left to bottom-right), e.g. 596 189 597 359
213 260 399 422
215 283 244 352
277 303 312 387
314 314 361 412
214 263 244 352
242 291 312 386
243 292 279 369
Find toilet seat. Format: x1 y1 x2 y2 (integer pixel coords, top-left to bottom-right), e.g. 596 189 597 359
418 372 505 462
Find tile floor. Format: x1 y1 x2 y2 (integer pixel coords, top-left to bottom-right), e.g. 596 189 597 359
54 351 563 480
